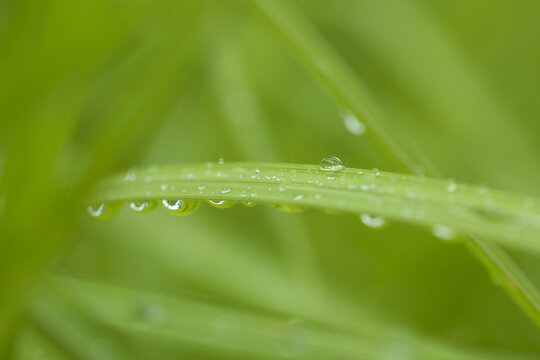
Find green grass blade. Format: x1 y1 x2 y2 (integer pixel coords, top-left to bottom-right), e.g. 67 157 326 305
248 0 540 328
88 162 540 255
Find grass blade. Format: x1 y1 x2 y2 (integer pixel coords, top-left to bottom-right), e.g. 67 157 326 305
88 162 540 255
25 274 540 360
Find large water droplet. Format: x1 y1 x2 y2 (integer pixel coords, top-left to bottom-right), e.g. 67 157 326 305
343 112 366 135
87 202 121 220
208 200 235 209
129 200 157 213
319 156 344 171
360 213 386 228
162 199 182 210
431 225 457 240
161 199 200 215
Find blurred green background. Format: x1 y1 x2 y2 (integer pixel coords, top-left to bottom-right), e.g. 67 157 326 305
1 0 540 358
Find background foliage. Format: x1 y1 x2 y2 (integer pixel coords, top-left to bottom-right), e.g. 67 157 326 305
1 0 540 358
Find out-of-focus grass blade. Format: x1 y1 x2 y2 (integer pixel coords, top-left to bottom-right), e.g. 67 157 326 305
22 275 539 360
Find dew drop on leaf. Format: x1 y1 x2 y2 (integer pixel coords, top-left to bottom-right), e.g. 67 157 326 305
221 186 232 194
242 201 256 207
87 202 121 220
319 156 344 171
162 199 182 210
208 200 235 209
161 199 200 215
431 225 457 240
88 203 105 217
342 112 366 135
360 213 386 228
129 200 157 213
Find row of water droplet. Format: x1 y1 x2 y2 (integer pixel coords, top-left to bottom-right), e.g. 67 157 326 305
93 156 464 240
87 199 242 219
88 199 457 241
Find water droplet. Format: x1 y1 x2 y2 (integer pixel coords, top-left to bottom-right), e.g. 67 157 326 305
360 213 386 228
372 168 380 176
221 186 232 194
218 157 225 165
254 168 262 179
162 199 182 210
208 200 235 209
447 181 458 193
160 184 168 191
242 201 256 207
88 203 105 217
319 156 344 171
87 202 121 220
431 225 457 240
198 184 207 191
161 199 200 215
293 193 304 201
343 112 366 135
129 200 157 213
